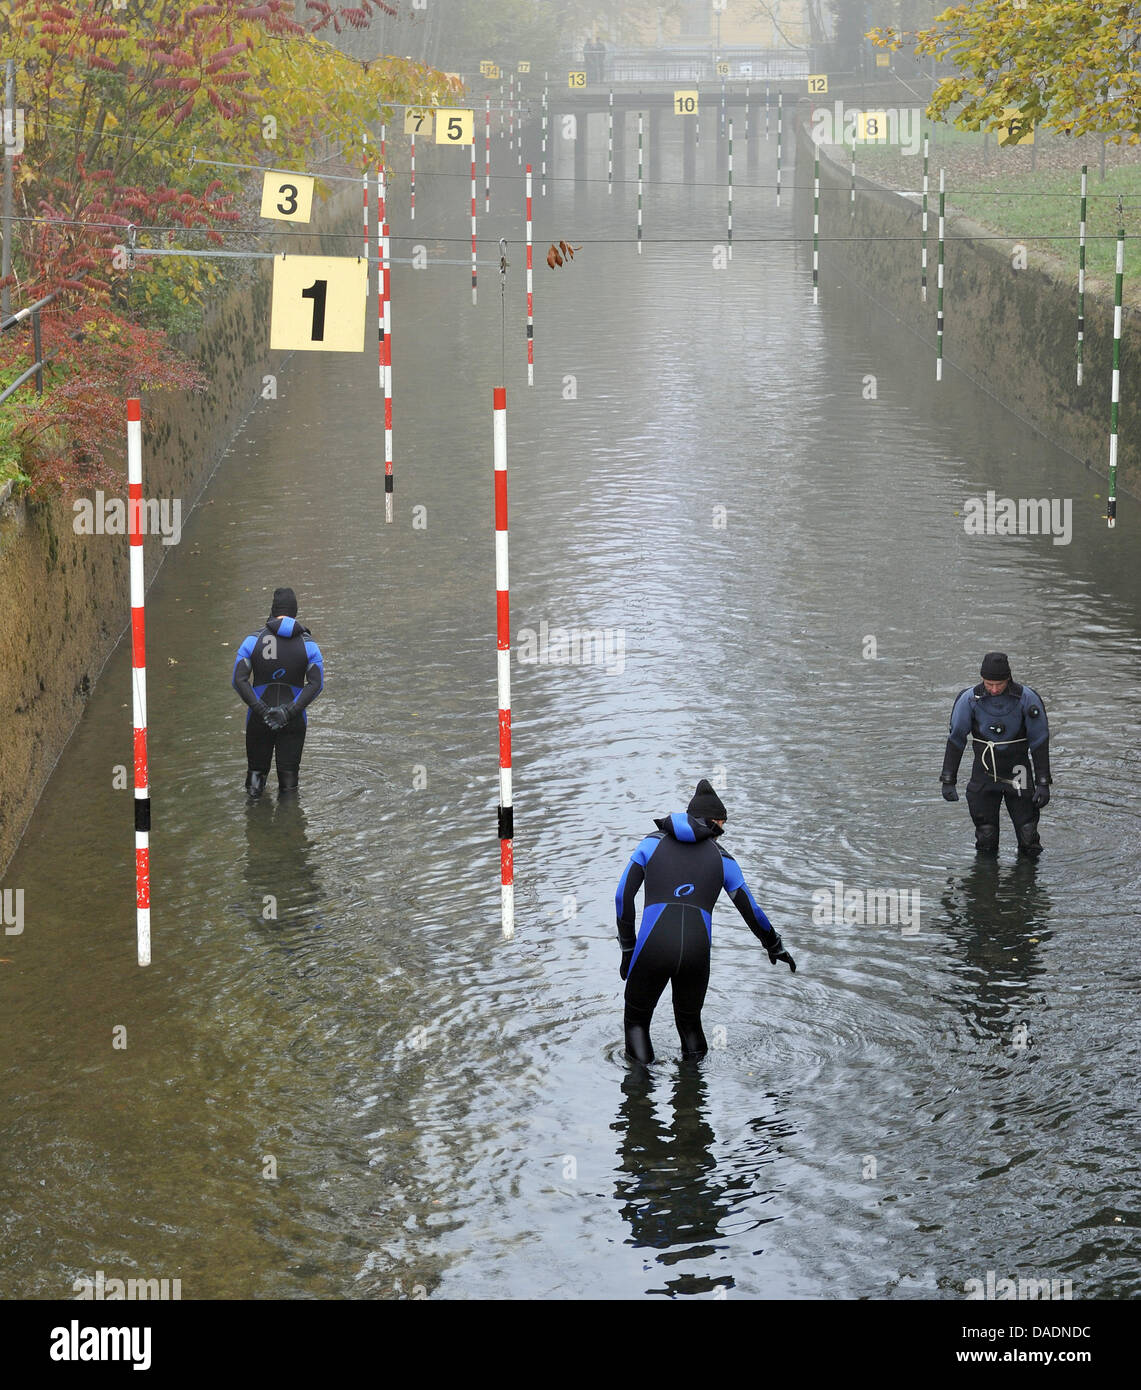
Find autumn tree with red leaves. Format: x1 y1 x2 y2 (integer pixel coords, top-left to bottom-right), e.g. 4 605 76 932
0 0 451 494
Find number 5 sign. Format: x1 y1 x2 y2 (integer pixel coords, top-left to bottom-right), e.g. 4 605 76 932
270 255 367 352
435 108 474 144
260 171 314 223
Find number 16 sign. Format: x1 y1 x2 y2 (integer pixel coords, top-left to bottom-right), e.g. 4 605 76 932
270 254 367 352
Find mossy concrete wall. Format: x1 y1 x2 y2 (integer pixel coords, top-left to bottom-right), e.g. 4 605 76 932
793 112 1141 500
0 187 358 876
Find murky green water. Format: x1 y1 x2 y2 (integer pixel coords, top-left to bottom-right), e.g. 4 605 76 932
2 112 1139 1300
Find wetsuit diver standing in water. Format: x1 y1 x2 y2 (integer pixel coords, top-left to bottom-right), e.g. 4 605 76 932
232 587 324 798
939 652 1051 857
615 779 796 1064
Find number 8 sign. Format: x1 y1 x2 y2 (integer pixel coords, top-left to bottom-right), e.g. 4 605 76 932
270 255 367 352
435 108 474 144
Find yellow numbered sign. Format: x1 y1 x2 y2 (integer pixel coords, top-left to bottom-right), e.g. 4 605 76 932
857 111 888 143
404 108 432 136
480 60 495 76
568 71 586 88
518 61 530 74
260 171 314 223
270 255 367 353
807 74 829 94
999 106 1034 146
716 62 729 78
435 108 474 145
674 90 698 115
487 64 501 80
875 52 891 69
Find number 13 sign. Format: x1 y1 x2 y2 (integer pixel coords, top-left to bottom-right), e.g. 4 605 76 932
270 255 367 352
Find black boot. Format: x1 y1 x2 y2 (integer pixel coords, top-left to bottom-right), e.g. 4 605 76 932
278 768 299 795
245 770 267 799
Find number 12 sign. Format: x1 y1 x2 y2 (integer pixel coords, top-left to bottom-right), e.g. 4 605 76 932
270 255 367 352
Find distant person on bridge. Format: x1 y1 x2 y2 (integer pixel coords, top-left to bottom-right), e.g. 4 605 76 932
615 779 796 1064
232 587 324 798
939 652 1051 857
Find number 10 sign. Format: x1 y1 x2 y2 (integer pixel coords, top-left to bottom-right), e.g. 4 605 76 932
270 254 367 352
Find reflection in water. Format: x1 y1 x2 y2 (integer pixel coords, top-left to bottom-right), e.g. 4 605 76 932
241 793 325 934
939 856 1053 1049
613 1061 789 1297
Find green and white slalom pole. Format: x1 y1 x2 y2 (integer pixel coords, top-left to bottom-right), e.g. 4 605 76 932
813 150 819 303
921 133 929 302
608 88 614 193
727 119 733 261
637 112 644 255
936 168 945 381
850 137 856 219
1077 165 1087 385
776 92 782 207
1108 227 1124 528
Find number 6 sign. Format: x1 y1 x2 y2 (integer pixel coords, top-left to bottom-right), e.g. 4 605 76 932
260 171 315 223
269 255 367 352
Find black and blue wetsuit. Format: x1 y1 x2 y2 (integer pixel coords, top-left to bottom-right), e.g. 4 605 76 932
232 615 324 788
941 682 1051 855
615 812 785 1063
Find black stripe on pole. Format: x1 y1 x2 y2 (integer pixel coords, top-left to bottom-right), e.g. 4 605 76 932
134 798 151 833
384 476 393 493
498 805 514 840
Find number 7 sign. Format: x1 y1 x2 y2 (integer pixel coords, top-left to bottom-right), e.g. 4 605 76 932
269 255 367 352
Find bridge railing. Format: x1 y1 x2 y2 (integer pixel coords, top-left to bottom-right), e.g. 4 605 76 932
602 48 812 85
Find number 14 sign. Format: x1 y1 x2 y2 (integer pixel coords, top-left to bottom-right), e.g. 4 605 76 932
270 255 367 352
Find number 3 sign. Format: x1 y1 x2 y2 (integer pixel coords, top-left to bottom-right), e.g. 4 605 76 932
260 171 315 223
270 255 367 352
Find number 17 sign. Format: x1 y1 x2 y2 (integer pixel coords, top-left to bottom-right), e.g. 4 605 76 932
270 254 367 352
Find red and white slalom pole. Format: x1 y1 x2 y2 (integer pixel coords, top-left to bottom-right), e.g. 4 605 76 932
378 163 393 523
485 97 492 212
127 398 151 967
493 387 514 939
409 126 416 221
471 128 478 305
525 165 534 386
361 134 369 257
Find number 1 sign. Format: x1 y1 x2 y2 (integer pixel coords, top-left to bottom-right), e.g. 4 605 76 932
269 255 367 352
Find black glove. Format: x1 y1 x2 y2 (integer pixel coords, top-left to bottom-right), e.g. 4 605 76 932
1032 780 1050 808
254 699 275 727
765 933 796 972
264 705 290 730
941 780 959 802
619 948 633 981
